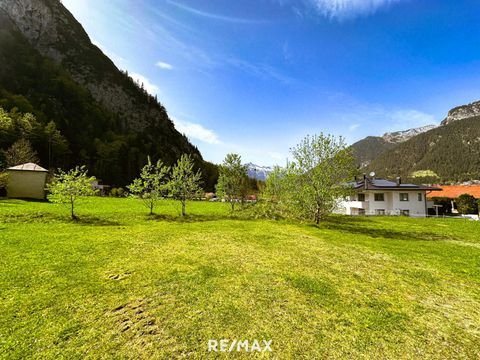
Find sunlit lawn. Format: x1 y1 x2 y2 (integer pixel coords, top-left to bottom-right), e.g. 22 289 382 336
1 197 479 359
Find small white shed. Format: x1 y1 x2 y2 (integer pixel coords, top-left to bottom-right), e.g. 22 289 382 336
6 163 48 200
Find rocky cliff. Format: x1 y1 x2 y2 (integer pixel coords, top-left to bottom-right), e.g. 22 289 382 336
382 124 437 143
0 0 218 188
441 100 480 125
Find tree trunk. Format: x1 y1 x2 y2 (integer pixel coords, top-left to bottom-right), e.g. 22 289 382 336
315 206 321 225
150 201 154 215
70 200 75 220
181 200 186 216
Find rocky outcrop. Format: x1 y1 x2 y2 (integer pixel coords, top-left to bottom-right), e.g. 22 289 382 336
382 124 437 143
441 101 480 125
0 0 177 134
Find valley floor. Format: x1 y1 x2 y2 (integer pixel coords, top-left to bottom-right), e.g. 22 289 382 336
1 198 479 359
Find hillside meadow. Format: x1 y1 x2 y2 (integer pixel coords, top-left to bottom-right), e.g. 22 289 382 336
1 197 479 359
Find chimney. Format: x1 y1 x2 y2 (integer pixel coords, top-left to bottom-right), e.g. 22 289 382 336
396 177 401 186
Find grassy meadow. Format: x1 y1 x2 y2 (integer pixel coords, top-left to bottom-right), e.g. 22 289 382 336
1 197 480 359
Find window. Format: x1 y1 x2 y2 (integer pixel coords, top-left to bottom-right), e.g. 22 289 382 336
399 193 409 201
374 193 384 201
358 209 366 215
418 193 422 201
375 209 385 215
401 210 410 216
358 193 365 202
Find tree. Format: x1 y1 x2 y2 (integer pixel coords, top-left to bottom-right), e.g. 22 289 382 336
0 172 8 193
47 166 97 219
43 121 68 168
168 154 202 216
284 133 356 224
456 194 478 215
3 138 39 167
215 153 248 211
128 158 170 215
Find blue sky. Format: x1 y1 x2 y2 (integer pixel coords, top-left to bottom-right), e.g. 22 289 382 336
62 0 480 165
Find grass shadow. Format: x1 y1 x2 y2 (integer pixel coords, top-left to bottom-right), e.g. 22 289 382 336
0 212 122 227
146 213 242 223
74 215 122 226
319 216 456 242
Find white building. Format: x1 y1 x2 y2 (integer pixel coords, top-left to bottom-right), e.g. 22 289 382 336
338 176 441 217
6 163 48 200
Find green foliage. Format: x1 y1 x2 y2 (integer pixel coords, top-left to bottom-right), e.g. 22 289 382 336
256 166 291 219
351 136 397 167
3 138 39 167
0 107 68 169
128 159 170 215
109 187 125 198
168 154 202 216
0 171 8 190
456 194 478 215
215 153 248 211
278 134 356 224
47 166 96 219
367 117 480 182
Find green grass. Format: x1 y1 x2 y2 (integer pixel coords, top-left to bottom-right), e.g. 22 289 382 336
1 197 480 359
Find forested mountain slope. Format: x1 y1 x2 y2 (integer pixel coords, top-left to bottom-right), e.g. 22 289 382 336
0 0 217 188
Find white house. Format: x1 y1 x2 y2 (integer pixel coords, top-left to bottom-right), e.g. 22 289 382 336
338 176 441 217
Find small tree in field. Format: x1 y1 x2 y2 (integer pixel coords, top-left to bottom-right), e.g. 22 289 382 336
47 166 96 219
128 159 170 215
215 153 248 211
285 133 356 224
456 194 478 214
168 154 202 216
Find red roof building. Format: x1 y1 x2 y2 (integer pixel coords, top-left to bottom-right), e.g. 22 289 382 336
427 185 480 199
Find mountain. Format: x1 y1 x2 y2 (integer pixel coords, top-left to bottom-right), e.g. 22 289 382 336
382 125 437 143
0 0 217 189
366 113 480 183
441 100 480 125
351 124 436 167
245 163 272 181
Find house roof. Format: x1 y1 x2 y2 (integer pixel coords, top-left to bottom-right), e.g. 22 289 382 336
350 177 441 191
7 163 48 172
426 185 480 199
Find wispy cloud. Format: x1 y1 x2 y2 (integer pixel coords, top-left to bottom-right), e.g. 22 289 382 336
130 72 160 96
156 61 174 70
306 0 403 19
386 109 436 130
167 0 266 24
333 105 437 141
225 57 296 85
173 118 221 144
